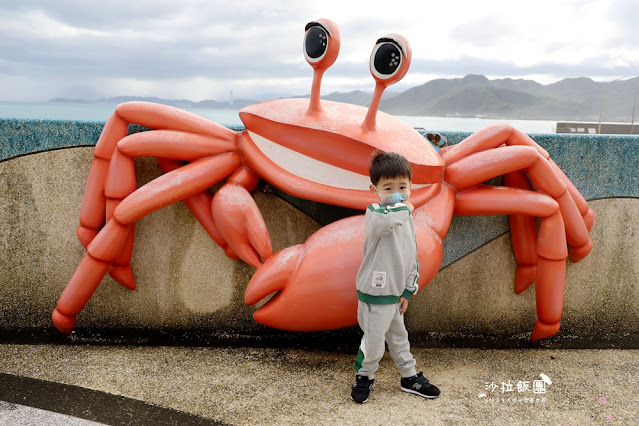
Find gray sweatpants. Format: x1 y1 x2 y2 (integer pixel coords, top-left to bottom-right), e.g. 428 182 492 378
354 301 417 379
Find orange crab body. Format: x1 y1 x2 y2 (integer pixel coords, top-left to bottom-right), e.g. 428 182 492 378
239 98 443 209
52 19 593 342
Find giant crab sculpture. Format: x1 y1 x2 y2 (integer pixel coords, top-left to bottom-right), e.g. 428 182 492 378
52 19 594 342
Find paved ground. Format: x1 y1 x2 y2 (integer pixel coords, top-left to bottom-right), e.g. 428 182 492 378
0 402 104 426
1 344 638 425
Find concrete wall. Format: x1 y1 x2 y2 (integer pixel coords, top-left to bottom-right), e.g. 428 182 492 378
1 118 638 345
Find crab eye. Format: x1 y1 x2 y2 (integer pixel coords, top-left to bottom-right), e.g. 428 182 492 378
303 20 340 71
304 24 329 62
371 39 402 80
368 34 411 88
363 34 411 130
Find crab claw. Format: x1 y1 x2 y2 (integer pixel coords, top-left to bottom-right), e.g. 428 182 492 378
244 216 364 331
212 184 273 268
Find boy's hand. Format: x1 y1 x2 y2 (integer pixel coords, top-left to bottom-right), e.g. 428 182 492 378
399 297 409 315
403 201 414 213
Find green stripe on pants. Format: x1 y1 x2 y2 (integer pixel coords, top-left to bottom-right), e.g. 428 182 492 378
354 348 365 372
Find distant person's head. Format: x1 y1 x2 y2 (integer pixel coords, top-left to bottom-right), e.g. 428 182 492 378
426 133 448 152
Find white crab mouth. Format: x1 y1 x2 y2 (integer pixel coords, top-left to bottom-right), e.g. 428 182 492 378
249 131 429 191
249 131 372 190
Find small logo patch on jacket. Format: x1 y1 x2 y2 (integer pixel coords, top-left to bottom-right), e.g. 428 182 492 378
372 271 386 288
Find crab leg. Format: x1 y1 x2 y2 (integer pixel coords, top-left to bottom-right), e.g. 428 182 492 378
76 113 134 290
115 102 238 137
442 123 595 239
549 159 595 261
113 129 238 233
160 153 270 268
53 153 241 334
77 115 128 247
100 130 239 287
441 123 549 165
212 182 273 269
78 102 237 244
113 153 241 224
503 170 538 294
77 103 239 284
454 185 567 342
156 158 239 260
445 144 592 258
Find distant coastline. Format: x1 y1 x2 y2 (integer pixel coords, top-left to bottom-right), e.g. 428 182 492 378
48 96 247 110
0 101 557 133
46 74 639 123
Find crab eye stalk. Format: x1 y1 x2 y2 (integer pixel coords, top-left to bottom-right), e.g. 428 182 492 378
303 19 341 115
362 34 412 131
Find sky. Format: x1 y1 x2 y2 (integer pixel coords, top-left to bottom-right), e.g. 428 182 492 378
1 0 637 102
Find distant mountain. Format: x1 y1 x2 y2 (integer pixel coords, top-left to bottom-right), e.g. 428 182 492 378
379 74 639 121
323 90 375 106
49 75 639 121
48 98 92 104
290 90 398 107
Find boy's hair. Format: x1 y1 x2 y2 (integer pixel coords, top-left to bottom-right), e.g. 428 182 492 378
369 151 412 186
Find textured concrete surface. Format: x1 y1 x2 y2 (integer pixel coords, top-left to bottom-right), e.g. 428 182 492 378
1 146 638 339
0 119 101 161
0 118 245 162
1 344 638 425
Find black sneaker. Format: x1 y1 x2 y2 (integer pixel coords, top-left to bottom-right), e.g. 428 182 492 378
400 372 440 399
351 375 374 403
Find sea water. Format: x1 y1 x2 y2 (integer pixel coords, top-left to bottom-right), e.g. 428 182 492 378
0 101 558 134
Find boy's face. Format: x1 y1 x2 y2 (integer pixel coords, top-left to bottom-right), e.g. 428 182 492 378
370 176 411 204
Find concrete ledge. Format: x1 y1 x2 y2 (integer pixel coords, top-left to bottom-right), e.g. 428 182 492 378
1 119 638 345
0 118 245 162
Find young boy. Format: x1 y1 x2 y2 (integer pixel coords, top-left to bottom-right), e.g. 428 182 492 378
350 151 440 404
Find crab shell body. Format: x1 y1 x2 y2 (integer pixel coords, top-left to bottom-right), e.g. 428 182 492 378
239 98 443 210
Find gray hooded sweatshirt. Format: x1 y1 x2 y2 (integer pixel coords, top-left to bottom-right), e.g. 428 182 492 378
356 202 419 304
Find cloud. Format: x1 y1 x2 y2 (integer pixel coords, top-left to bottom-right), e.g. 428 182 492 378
408 56 638 81
0 1 318 99
451 16 518 49
0 0 637 102
607 0 639 53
